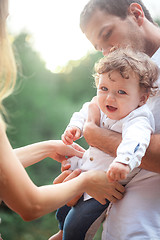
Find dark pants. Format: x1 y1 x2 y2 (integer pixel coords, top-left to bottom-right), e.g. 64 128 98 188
56 196 110 240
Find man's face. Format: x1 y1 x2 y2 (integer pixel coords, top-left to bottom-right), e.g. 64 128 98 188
84 9 145 56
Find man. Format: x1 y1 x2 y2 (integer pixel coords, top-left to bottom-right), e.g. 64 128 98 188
79 0 160 239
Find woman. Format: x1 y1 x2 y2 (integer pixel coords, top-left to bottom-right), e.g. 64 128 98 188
0 0 124 224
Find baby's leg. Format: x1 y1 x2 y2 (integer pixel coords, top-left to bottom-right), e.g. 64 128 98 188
62 196 109 240
48 205 71 240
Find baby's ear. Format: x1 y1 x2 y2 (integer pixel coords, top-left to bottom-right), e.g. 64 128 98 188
139 92 149 106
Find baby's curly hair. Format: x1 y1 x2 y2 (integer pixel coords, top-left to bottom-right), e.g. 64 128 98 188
94 48 159 96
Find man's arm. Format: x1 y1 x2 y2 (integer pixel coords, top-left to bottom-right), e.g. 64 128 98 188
83 122 160 173
140 134 160 173
83 100 121 157
83 121 121 157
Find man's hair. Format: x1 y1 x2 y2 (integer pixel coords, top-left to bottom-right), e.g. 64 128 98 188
80 0 154 31
94 48 159 96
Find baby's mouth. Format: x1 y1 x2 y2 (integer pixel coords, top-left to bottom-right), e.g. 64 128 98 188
106 105 117 112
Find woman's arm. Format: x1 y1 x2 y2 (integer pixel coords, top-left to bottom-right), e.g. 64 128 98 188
14 141 85 168
0 128 124 221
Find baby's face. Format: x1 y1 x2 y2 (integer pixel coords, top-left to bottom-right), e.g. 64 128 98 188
97 70 146 120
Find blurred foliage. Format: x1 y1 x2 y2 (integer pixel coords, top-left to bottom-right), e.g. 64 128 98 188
0 31 103 239
2 18 159 239
155 18 160 26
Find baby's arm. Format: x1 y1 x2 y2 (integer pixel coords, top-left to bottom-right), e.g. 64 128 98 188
107 106 155 182
62 97 100 146
62 102 90 145
62 126 81 145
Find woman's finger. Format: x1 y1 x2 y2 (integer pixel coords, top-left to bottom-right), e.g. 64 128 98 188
63 169 82 182
53 170 72 184
61 160 71 172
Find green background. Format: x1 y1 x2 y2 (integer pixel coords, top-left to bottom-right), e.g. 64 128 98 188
1 17 160 239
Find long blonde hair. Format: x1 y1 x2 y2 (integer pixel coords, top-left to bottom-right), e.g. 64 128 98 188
0 0 17 129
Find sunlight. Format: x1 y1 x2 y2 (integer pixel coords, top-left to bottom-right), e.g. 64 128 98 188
8 0 94 73
8 0 159 73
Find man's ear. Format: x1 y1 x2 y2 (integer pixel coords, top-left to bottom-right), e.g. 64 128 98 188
139 92 149 106
128 3 144 26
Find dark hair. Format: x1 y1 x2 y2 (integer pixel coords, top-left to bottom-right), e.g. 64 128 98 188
80 0 154 31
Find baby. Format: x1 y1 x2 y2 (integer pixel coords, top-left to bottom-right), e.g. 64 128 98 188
50 48 159 240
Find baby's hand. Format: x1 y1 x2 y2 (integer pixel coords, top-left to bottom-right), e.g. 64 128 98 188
61 126 81 145
107 162 130 182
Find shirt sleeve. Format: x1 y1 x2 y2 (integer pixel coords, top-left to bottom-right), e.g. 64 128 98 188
113 107 155 171
68 102 90 132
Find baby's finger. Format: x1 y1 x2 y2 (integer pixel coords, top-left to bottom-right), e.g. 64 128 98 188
107 171 115 182
74 130 81 140
61 134 69 144
120 172 127 180
65 136 74 144
72 143 85 153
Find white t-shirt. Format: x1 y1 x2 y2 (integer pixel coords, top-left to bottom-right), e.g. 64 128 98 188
102 48 160 240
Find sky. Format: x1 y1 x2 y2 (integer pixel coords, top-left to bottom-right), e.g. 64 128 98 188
8 0 160 73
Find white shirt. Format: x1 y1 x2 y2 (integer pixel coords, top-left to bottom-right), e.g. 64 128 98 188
102 48 160 240
69 104 154 176
68 103 154 200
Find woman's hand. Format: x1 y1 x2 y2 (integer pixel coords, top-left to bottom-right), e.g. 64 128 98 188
53 169 82 206
50 140 85 162
53 169 81 184
54 168 125 205
82 170 125 204
14 140 85 168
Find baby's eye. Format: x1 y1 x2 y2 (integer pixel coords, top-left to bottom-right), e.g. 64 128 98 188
118 90 127 94
101 86 108 91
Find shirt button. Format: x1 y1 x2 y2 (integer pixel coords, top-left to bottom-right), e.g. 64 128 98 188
90 157 94 161
125 157 130 161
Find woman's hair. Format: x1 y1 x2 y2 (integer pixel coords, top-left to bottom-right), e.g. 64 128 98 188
80 0 155 32
0 0 17 129
94 48 159 96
